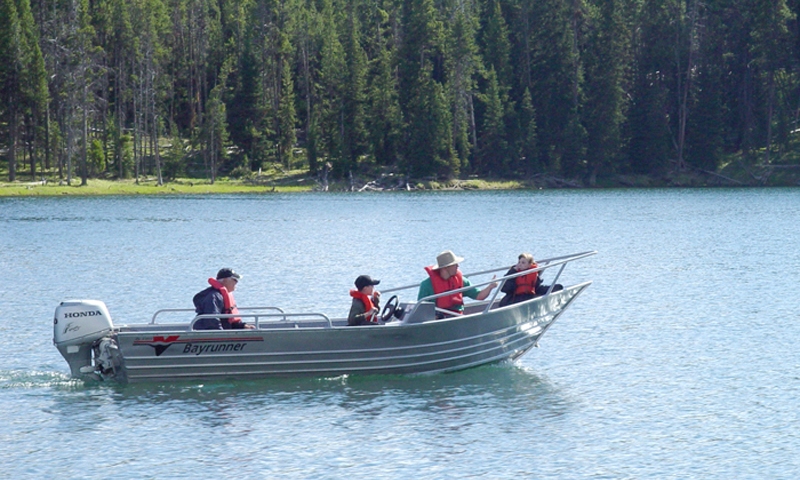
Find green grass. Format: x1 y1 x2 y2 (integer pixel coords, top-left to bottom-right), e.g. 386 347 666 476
0 177 313 196
3 151 799 197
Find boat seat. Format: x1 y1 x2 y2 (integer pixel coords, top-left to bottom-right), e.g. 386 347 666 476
402 302 435 324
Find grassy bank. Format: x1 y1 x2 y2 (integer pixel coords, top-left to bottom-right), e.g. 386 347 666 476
0 178 317 196
0 177 525 196
2 156 799 197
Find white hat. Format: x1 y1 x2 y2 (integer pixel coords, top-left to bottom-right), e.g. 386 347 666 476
434 250 464 269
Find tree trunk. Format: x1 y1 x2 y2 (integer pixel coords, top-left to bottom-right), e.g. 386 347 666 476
27 119 35 179
45 105 51 170
675 0 699 172
765 70 775 165
81 82 88 185
8 110 17 182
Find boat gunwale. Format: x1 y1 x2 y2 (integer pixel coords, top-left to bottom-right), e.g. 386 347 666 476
119 281 592 381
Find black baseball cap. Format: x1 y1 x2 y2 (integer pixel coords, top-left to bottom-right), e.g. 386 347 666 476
355 275 380 290
217 268 242 281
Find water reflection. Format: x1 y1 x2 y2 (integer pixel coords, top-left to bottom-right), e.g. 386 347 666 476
39 363 567 426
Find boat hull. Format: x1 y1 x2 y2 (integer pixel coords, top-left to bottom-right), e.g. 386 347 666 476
110 281 590 383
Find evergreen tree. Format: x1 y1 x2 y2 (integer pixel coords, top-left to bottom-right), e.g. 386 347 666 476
316 0 347 174
477 0 521 174
107 0 135 178
398 0 449 176
16 0 48 179
518 87 539 175
228 44 269 166
527 0 585 173
277 31 297 168
446 5 481 171
480 0 512 90
365 3 402 166
582 0 629 183
626 0 674 174
749 0 794 164
341 1 368 169
0 0 22 180
404 65 456 177
475 67 508 175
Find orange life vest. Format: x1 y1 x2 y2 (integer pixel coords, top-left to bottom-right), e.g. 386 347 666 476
208 278 242 324
350 290 378 323
514 264 539 295
425 266 464 312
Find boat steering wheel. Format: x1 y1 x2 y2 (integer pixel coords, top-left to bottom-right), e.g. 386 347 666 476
380 295 399 322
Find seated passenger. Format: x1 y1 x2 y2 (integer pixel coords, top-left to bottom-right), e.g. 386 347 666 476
193 268 254 330
499 253 562 307
417 250 497 317
348 275 382 326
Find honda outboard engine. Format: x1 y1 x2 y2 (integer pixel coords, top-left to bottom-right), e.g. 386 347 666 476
54 300 114 379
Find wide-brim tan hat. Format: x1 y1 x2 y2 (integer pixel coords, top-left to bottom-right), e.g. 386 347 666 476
434 250 464 269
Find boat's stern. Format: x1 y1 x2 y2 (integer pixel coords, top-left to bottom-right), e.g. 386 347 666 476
53 300 115 379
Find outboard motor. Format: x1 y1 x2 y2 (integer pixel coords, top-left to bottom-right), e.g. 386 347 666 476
53 300 114 379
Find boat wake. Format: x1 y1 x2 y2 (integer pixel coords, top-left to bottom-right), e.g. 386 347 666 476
0 369 83 389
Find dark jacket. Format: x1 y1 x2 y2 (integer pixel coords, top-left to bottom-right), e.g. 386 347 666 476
192 286 245 330
499 267 562 306
348 296 381 326
499 267 538 306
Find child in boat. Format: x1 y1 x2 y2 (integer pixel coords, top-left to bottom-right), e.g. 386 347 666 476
348 275 382 326
499 253 562 306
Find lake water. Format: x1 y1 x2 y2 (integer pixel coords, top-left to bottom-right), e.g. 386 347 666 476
1 188 799 478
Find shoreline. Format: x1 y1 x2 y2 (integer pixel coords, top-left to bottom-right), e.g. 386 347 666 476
1 168 799 197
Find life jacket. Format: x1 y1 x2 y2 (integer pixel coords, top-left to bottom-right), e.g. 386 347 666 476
350 290 378 323
208 278 242 324
514 264 539 296
425 266 464 312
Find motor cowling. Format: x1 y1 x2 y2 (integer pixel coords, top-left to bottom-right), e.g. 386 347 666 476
53 300 114 379
54 300 113 347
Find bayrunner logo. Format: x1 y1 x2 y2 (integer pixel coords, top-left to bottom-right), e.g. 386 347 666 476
182 343 247 355
133 335 263 356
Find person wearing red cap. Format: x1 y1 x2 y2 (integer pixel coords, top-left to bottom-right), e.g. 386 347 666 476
348 275 382 326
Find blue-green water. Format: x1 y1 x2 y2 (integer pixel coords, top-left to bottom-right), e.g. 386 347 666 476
1 189 799 478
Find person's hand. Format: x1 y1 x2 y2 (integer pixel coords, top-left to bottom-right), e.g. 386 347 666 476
370 307 379 315
244 324 255 329
372 290 381 302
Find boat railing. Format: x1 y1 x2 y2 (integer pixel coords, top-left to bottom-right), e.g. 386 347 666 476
151 306 286 325
400 250 597 323
189 311 333 330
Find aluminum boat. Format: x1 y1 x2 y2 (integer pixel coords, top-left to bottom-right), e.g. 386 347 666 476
54 251 595 383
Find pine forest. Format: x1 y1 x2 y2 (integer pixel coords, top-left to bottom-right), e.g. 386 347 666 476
1 0 800 186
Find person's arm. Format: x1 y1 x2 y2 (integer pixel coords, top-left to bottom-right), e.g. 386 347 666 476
463 276 498 301
476 282 497 301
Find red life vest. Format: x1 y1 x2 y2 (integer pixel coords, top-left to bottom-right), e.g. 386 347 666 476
208 278 242 324
350 290 378 323
514 264 539 295
425 266 464 312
